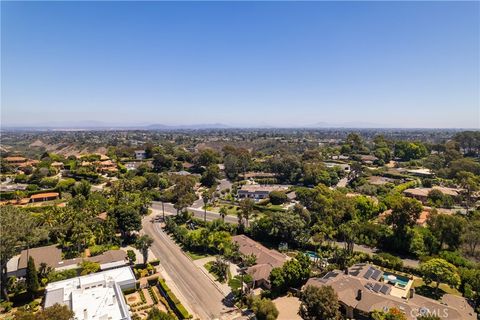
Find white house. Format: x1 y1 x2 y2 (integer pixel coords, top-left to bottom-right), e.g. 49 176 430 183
44 266 135 320
134 150 147 160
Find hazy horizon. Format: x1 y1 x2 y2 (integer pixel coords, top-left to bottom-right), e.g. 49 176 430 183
2 1 479 129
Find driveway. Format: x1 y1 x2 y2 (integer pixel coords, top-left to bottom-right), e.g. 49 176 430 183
273 296 301 320
142 215 233 319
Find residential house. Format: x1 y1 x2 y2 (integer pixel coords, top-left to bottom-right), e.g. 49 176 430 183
134 150 147 160
4 156 27 165
51 161 64 170
44 267 135 320
240 172 277 180
97 160 118 174
29 192 60 203
406 168 434 178
30 192 60 203
232 235 288 288
237 185 289 200
323 162 351 172
359 155 378 165
304 263 476 320
8 245 128 277
403 187 461 204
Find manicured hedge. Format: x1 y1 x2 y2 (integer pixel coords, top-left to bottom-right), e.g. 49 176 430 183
158 278 192 319
0 188 59 200
150 259 160 266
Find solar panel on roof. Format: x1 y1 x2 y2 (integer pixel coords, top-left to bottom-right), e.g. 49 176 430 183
323 271 339 280
373 283 382 292
371 269 382 280
365 283 374 290
380 285 390 295
350 270 360 276
364 268 374 279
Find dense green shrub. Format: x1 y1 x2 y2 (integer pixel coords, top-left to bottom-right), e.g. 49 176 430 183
371 253 403 270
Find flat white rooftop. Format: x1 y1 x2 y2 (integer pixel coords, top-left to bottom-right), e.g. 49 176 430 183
45 267 135 320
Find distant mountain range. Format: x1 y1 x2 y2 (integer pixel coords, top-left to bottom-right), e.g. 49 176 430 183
2 121 473 130
3 121 232 130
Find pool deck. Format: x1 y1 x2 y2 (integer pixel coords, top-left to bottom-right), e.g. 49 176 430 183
388 278 413 299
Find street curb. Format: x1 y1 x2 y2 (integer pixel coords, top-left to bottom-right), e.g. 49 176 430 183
167 232 228 297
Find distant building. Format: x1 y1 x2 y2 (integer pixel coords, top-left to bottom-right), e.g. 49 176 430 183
0 183 28 192
406 168 434 177
51 161 65 169
134 150 147 160
29 192 60 203
44 266 135 320
359 155 378 165
323 162 351 172
239 172 277 180
4 156 27 165
232 235 288 288
237 184 289 200
403 187 461 204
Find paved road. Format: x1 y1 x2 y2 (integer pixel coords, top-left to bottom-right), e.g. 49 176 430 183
151 201 238 224
142 215 231 319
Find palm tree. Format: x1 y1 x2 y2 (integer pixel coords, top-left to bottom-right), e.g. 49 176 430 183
202 191 211 223
219 207 227 222
134 235 154 265
239 198 255 227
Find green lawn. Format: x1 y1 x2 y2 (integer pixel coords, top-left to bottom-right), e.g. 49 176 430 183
228 276 243 291
413 278 461 299
185 251 210 260
210 204 240 216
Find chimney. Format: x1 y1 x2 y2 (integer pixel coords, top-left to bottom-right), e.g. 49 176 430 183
344 268 349 275
83 308 88 320
356 289 362 301
409 288 415 298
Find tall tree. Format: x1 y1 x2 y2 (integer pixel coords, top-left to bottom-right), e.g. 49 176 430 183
200 164 220 187
0 206 47 300
299 285 341 320
72 179 91 198
455 171 479 212
172 176 197 214
419 258 460 296
26 257 39 299
462 214 480 256
387 197 422 232
202 190 212 223
15 303 74 320
239 198 255 227
147 307 176 320
219 206 227 222
248 296 279 320
427 213 465 250
134 235 154 264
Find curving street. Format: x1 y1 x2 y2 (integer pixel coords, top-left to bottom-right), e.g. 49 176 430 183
142 212 234 319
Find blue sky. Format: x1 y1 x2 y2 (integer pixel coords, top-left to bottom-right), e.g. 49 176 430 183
2 1 479 128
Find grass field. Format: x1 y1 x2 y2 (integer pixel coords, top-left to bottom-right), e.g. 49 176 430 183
413 278 461 299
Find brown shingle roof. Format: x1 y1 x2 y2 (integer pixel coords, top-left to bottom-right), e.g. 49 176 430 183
88 250 126 265
18 245 62 270
4 156 27 162
305 264 474 320
232 235 287 268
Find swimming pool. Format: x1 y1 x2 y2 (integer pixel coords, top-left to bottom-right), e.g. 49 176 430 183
383 271 410 288
306 251 320 259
